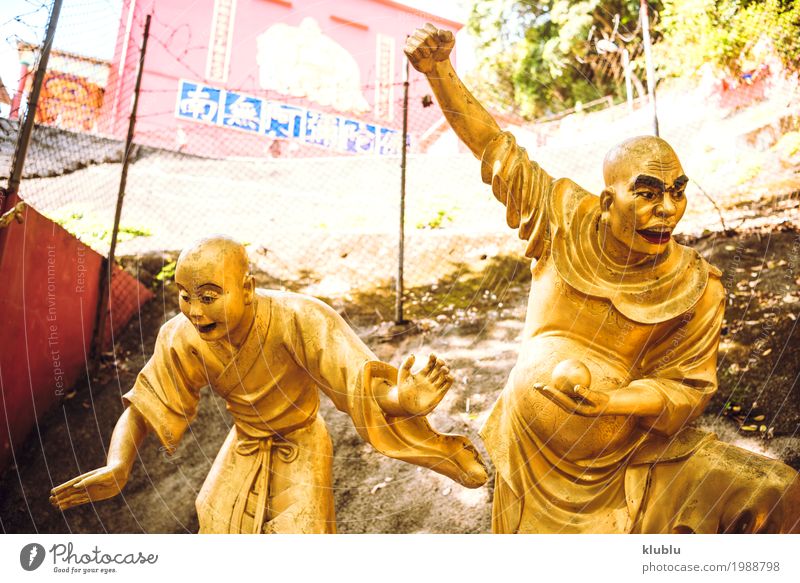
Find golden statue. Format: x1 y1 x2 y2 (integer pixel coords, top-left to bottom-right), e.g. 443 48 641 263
406 23 800 534
50 236 487 533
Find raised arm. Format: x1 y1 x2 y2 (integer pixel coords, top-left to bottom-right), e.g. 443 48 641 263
50 406 150 510
405 23 500 158
407 24 555 259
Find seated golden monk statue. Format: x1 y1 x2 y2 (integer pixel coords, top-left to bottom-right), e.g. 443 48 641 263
406 23 800 534
50 236 487 533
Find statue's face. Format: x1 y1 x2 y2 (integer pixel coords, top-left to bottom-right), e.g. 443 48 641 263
174 255 251 342
605 152 688 256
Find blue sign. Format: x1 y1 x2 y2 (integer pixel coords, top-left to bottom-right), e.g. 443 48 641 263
304 110 340 148
264 103 304 138
175 79 408 156
176 81 221 124
377 127 401 156
222 92 262 132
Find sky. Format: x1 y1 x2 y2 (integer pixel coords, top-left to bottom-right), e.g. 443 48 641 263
0 0 471 112
0 0 123 112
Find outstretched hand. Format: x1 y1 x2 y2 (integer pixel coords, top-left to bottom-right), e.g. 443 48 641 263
534 382 611 417
50 464 130 511
533 382 666 418
404 23 455 75
396 353 454 417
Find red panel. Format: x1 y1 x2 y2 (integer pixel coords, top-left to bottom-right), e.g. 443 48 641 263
0 195 153 472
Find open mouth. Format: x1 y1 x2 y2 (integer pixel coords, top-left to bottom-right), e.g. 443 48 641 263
637 228 672 245
197 322 217 334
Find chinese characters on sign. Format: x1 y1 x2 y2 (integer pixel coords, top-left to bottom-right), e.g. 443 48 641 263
175 80 404 155
177 82 220 123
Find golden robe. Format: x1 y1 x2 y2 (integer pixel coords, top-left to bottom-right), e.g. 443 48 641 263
123 290 487 533
479 132 800 534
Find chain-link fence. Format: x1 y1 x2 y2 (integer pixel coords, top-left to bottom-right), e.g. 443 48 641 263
4 0 800 340
3 0 531 339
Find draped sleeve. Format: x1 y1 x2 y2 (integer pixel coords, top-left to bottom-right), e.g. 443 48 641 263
122 316 208 454
280 293 488 488
480 131 556 259
630 275 726 437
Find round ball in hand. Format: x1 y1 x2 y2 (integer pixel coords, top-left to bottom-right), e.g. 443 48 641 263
551 359 592 393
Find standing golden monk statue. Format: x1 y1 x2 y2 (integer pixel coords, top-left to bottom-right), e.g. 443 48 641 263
50 236 487 533
406 23 800 534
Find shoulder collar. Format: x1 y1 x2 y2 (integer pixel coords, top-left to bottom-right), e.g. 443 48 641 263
550 180 720 324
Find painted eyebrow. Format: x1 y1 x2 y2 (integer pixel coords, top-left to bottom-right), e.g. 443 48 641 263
632 174 665 191
177 283 222 294
671 175 689 189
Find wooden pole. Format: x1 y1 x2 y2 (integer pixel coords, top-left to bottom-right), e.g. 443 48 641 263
640 0 659 136
92 14 151 364
396 56 410 324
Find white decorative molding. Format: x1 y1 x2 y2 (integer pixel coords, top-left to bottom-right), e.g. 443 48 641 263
206 0 237 83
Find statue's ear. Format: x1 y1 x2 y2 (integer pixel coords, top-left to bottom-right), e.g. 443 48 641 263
242 274 255 305
600 188 615 212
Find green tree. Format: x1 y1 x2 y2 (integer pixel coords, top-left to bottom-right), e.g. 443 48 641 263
467 1 658 118
658 0 800 78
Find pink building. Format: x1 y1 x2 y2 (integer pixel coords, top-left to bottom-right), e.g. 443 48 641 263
103 0 461 158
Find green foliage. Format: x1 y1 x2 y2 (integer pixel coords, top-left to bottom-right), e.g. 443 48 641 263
53 210 151 249
416 209 454 229
467 1 656 118
658 0 800 78
155 260 177 283
466 0 800 118
733 159 763 186
773 131 800 163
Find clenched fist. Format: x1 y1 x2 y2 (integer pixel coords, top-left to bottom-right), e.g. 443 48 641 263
404 23 455 75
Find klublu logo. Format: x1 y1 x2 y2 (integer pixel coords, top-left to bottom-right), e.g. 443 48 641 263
20 543 46 571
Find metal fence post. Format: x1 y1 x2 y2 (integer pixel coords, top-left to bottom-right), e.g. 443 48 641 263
640 0 659 137
92 13 152 363
395 56 410 325
1 0 63 215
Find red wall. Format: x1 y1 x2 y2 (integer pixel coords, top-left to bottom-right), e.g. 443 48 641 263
102 0 461 156
0 194 152 473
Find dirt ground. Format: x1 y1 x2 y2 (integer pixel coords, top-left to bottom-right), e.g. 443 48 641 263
1 215 799 533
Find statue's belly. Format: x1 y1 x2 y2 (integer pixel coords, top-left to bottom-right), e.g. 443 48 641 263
508 335 639 461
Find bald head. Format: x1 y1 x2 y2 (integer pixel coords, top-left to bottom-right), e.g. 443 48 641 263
177 235 250 281
603 136 682 187
174 236 255 342
599 136 689 259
